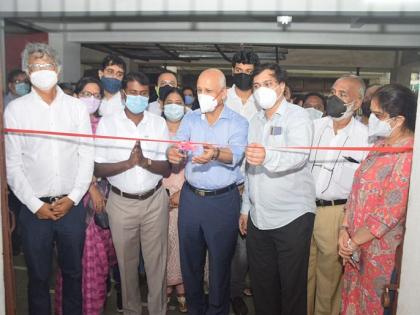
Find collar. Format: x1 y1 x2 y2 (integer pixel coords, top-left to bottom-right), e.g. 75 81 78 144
326 116 355 136
31 85 64 104
119 109 151 126
228 84 254 103
195 104 232 121
257 98 289 121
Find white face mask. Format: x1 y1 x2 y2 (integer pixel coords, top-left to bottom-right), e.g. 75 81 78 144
305 107 324 121
30 70 58 91
332 103 355 122
254 86 280 110
368 113 394 138
198 93 218 113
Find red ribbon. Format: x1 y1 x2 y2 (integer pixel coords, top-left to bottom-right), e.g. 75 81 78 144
3 128 413 153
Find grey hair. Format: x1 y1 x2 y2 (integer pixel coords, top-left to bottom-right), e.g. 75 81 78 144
21 43 61 73
337 74 366 99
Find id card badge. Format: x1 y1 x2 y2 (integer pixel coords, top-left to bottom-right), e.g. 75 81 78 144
270 126 283 136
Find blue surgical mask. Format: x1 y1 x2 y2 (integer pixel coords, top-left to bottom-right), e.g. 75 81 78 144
184 95 194 105
164 103 185 122
15 82 30 96
100 77 122 94
125 95 149 114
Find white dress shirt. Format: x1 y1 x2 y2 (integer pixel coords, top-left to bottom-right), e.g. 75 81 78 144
4 87 94 213
95 110 169 194
242 99 316 230
309 116 369 201
225 85 260 122
99 91 124 117
147 100 162 116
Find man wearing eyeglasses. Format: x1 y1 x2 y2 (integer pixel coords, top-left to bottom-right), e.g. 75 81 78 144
3 69 30 106
98 54 127 117
307 75 369 315
241 63 315 315
148 70 178 116
225 50 260 315
4 43 94 315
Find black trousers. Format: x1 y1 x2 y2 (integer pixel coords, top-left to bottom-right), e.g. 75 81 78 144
247 212 315 315
179 184 240 315
20 203 86 315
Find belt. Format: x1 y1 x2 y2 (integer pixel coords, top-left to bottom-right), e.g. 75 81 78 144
111 180 162 200
186 182 237 197
316 199 347 207
39 195 67 204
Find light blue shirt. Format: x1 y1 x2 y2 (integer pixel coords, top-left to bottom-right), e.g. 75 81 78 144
241 99 316 230
175 105 248 190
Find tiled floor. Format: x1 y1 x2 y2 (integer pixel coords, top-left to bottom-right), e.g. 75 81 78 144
13 254 255 314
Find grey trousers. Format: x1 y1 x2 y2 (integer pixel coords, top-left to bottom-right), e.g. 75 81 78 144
107 186 169 315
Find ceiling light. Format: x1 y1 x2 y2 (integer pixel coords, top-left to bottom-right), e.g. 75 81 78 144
277 16 292 25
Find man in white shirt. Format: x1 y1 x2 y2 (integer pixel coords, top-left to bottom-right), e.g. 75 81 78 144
98 54 126 116
5 43 94 315
94 71 171 315
225 49 260 315
307 75 369 315
225 50 260 122
147 70 178 116
241 63 315 315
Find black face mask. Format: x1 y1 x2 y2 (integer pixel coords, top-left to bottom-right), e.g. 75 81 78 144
326 95 347 118
233 73 252 91
158 85 173 101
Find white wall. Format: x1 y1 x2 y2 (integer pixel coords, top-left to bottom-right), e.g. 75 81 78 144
396 91 420 315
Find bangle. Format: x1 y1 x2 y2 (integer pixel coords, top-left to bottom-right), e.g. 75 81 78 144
339 225 348 231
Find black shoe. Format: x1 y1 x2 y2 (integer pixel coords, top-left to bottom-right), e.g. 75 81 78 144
115 284 123 312
231 296 248 315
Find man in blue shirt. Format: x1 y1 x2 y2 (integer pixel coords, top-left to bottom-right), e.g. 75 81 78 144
167 68 248 315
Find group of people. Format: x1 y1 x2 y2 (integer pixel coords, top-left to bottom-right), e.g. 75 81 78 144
3 42 416 315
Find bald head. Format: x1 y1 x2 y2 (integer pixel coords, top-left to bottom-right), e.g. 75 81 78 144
197 68 227 106
199 68 226 89
331 75 366 110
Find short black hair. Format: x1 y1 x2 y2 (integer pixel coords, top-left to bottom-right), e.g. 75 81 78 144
122 71 150 90
101 54 127 73
162 87 184 104
303 92 326 106
157 69 177 85
373 83 417 132
74 77 104 98
231 50 260 68
7 69 26 84
252 63 287 84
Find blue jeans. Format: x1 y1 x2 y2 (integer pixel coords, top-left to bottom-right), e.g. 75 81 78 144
20 202 86 315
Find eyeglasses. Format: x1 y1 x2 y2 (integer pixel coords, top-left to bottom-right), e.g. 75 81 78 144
28 63 56 71
104 68 124 80
253 80 278 90
79 91 102 100
159 80 176 87
13 80 28 84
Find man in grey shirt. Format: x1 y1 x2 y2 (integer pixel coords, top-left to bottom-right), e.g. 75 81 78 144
240 63 316 315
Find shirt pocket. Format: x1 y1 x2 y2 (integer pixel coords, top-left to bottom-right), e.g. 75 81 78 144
338 163 360 192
